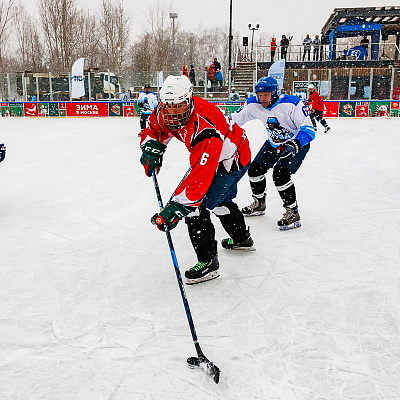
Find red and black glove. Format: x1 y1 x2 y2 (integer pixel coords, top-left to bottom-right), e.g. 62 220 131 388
151 201 194 231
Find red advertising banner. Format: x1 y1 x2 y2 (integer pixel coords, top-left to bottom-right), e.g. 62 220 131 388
323 101 339 118
24 102 39 117
123 104 135 117
355 102 369 117
66 102 109 117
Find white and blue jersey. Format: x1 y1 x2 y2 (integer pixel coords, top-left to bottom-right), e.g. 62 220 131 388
137 91 158 114
230 94 315 148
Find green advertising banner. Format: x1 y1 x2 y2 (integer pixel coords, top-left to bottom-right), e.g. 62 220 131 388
339 102 356 117
108 102 123 116
2 102 24 117
369 101 390 117
48 102 59 116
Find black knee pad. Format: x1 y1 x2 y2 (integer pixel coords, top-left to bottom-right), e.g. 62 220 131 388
273 164 291 187
248 161 268 178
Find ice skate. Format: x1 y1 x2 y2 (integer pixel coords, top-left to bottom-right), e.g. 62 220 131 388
324 126 331 133
241 195 266 216
277 207 301 230
221 232 255 251
185 255 220 285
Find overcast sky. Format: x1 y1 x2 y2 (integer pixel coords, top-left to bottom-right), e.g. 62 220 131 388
25 0 399 44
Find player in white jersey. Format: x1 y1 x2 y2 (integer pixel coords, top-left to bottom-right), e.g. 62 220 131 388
138 84 158 136
230 76 315 230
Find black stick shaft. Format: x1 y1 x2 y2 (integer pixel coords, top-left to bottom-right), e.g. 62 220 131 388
151 170 202 352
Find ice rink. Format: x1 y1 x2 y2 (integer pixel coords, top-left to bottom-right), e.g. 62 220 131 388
0 116 399 399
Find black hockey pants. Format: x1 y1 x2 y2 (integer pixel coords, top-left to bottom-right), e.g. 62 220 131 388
140 113 150 130
310 110 328 129
248 162 298 210
185 202 248 262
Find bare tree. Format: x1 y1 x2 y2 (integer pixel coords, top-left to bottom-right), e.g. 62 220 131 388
74 8 101 68
0 0 17 70
98 0 130 71
13 3 45 71
39 0 79 71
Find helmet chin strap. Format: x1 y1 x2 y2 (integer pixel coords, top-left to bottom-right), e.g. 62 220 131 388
267 90 280 108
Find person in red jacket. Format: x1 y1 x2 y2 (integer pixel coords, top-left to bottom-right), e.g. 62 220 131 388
270 38 277 62
140 75 254 285
307 84 330 133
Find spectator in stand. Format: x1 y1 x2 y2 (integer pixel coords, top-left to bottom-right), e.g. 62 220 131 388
229 87 240 101
303 34 312 61
360 35 369 49
216 69 223 91
360 36 369 59
213 57 221 71
312 35 321 61
207 62 217 91
189 65 196 86
183 65 188 77
307 83 330 133
270 38 277 62
280 35 289 60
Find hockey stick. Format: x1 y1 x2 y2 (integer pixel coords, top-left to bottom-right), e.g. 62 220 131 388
151 170 220 384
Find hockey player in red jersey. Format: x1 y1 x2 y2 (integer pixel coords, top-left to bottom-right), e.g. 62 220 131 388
140 75 254 284
307 84 330 133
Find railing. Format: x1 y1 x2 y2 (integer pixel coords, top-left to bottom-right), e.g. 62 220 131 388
256 42 400 63
0 70 234 103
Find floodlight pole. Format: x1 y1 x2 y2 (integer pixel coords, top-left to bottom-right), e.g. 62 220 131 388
248 23 259 62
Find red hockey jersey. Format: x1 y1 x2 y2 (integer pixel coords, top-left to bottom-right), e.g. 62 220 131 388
308 90 325 111
140 96 251 207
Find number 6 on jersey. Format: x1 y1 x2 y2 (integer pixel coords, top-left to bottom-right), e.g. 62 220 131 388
200 152 209 165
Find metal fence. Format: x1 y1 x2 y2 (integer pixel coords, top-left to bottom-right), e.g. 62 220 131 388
1 64 399 102
0 70 232 102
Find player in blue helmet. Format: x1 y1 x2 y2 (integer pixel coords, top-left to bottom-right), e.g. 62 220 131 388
229 76 315 230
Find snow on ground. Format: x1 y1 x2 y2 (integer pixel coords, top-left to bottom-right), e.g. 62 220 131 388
0 116 399 399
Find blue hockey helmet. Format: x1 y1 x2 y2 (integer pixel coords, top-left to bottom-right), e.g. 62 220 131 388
255 76 278 93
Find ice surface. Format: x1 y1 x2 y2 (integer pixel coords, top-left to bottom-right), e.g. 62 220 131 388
0 116 399 399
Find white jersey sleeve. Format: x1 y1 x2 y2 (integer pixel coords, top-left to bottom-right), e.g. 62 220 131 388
230 94 315 147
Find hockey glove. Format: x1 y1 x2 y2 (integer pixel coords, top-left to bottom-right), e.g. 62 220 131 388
0 143 6 163
279 139 300 161
151 201 193 231
309 108 316 118
138 101 144 108
140 139 167 177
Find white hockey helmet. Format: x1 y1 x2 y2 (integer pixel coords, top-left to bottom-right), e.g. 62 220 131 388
160 75 193 105
160 75 193 130
308 83 315 90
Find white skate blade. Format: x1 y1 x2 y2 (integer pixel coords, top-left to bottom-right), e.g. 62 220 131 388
224 245 256 251
185 271 220 285
279 221 301 231
243 211 265 217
